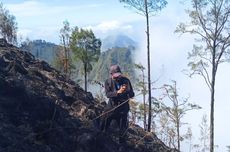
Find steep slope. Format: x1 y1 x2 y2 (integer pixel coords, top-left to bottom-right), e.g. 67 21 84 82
0 39 177 152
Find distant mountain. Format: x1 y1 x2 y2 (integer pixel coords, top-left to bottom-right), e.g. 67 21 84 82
101 34 137 51
20 39 61 65
20 35 137 66
20 38 137 85
89 46 136 83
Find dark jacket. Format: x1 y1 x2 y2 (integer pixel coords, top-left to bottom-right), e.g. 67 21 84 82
104 76 134 113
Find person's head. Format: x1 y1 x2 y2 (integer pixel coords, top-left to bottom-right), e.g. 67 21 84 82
109 65 122 80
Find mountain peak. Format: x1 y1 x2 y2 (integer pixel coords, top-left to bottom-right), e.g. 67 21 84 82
101 34 137 51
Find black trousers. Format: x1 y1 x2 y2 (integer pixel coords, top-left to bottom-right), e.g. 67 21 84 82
100 105 129 138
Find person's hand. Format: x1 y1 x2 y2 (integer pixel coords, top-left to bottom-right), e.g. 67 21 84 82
117 84 127 94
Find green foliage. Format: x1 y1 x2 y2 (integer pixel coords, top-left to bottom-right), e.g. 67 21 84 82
20 37 136 91
70 27 101 71
0 2 17 44
70 27 101 91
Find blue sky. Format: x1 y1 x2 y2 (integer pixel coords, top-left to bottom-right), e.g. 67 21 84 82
3 0 145 43
2 0 230 151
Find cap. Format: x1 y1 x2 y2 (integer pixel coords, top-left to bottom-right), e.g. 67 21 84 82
110 65 122 78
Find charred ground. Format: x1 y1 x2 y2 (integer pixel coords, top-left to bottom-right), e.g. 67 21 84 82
0 39 177 152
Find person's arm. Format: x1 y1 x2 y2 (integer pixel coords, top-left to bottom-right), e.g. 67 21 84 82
104 79 118 98
127 79 135 98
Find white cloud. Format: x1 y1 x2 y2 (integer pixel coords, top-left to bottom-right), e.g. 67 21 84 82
17 26 60 43
84 20 134 38
17 28 32 38
6 1 49 17
133 2 230 151
6 1 105 18
93 21 121 33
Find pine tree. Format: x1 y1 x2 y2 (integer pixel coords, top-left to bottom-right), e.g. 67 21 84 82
119 0 167 131
176 1 230 151
70 27 101 92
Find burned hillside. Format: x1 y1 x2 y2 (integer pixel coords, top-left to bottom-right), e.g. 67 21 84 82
0 38 177 152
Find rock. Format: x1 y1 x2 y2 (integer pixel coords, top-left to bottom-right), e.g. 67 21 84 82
0 38 9 47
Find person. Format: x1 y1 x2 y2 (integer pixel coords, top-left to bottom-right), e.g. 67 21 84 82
101 64 134 143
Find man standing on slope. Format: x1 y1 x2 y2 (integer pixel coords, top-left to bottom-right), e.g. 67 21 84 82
102 64 134 143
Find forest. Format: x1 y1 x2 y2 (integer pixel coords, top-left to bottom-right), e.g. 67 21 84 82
0 0 230 152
